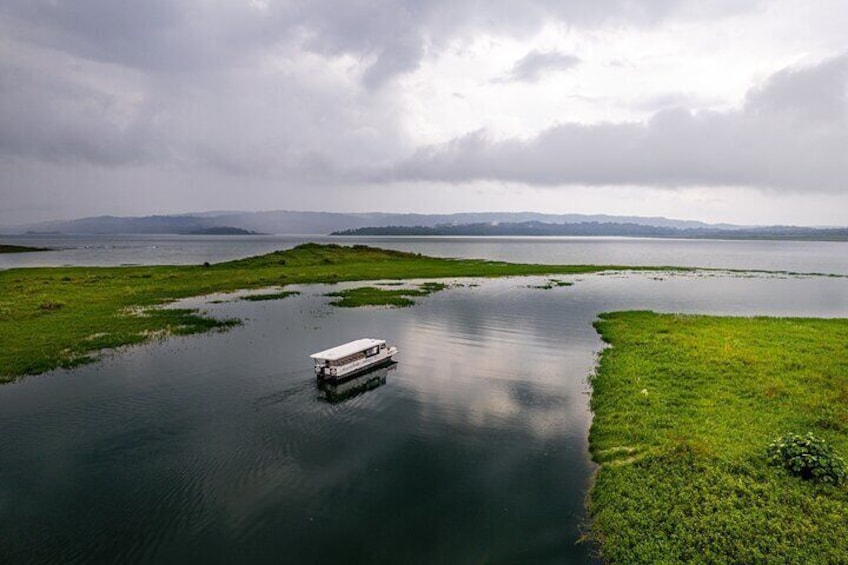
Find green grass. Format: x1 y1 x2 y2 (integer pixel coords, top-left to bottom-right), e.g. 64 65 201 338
240 291 300 302
0 244 49 253
325 281 448 307
0 243 668 382
326 287 423 307
589 311 848 564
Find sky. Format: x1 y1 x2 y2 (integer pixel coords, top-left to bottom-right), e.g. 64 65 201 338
1 0 847 226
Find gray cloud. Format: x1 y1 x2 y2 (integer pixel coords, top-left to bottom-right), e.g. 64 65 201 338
0 0 759 174
2 0 756 83
386 54 848 193
501 50 581 83
745 53 848 125
0 28 410 179
2 0 842 226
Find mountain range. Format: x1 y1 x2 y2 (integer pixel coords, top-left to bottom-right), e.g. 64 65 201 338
2 210 748 235
333 221 848 241
2 210 845 241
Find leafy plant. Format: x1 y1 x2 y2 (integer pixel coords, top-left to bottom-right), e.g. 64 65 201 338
767 432 847 484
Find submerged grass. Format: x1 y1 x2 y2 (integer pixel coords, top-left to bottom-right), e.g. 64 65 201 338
528 278 575 289
589 311 848 563
325 287 423 308
0 243 667 382
240 291 300 302
325 281 449 307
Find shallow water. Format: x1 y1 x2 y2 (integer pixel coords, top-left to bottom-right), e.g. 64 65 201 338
1 272 847 564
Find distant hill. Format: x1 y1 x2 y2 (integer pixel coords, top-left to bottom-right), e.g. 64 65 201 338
185 227 262 235
1 210 750 235
2 210 844 241
333 221 848 241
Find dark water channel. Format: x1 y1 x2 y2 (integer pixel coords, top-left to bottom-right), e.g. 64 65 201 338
1 272 847 564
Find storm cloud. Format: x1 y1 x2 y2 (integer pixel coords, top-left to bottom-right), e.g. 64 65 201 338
1 0 847 225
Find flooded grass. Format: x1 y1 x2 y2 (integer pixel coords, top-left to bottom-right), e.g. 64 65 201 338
589 311 848 563
326 281 448 307
240 291 301 301
0 243 663 382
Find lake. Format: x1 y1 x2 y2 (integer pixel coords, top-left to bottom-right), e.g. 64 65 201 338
1 238 847 563
2 234 848 274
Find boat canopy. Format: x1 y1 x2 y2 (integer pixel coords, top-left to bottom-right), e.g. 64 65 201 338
310 338 386 361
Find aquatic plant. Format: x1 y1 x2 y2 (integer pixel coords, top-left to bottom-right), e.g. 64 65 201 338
767 432 847 484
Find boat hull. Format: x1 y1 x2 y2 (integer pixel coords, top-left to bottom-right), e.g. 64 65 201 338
315 352 397 381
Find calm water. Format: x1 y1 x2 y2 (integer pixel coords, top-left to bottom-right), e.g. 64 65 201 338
1 240 848 564
2 234 848 274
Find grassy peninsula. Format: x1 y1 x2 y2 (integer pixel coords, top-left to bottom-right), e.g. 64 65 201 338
0 243 662 382
589 312 848 563
0 244 49 253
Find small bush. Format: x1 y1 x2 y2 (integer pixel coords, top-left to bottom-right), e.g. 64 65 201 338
767 432 847 484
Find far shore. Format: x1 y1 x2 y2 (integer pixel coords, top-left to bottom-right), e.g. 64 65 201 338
0 244 50 254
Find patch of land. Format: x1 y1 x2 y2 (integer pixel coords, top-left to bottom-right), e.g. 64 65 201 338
589 311 848 563
0 244 49 253
326 282 447 307
0 243 677 382
240 290 300 302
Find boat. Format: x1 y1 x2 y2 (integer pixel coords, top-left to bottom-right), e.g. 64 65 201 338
310 338 398 380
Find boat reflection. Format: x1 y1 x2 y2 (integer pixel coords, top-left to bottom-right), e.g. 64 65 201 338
317 363 396 403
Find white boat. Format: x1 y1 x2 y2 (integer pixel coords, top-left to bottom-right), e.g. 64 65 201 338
310 338 398 380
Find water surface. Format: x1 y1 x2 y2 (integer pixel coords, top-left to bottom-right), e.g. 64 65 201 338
2 234 847 274
2 271 847 563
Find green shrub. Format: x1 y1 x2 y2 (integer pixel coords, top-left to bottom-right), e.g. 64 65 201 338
767 432 847 484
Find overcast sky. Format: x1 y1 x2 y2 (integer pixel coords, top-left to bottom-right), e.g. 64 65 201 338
1 0 847 226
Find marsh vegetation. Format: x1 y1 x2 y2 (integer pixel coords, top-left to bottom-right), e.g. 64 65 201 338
0 243 661 382
589 312 848 563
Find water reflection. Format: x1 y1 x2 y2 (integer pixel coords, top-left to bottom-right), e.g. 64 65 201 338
318 364 395 403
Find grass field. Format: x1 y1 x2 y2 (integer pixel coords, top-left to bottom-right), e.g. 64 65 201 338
0 243 662 382
589 311 848 563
